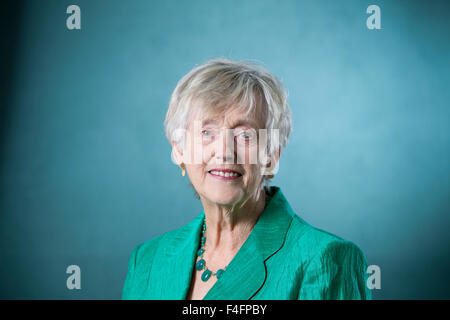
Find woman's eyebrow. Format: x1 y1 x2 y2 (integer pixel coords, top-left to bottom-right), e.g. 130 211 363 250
231 120 258 128
201 119 218 126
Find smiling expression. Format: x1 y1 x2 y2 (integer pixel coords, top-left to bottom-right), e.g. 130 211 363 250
178 106 269 206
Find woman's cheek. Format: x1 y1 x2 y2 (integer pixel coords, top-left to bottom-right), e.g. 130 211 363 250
236 146 256 165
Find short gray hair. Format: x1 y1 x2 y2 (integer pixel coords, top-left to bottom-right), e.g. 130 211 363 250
164 57 292 167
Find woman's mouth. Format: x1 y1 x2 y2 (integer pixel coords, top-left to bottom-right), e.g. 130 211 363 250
208 170 242 180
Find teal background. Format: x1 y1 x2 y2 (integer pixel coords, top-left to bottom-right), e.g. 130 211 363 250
1 0 449 299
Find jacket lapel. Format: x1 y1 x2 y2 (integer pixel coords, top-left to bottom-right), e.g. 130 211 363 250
204 187 293 300
149 186 294 300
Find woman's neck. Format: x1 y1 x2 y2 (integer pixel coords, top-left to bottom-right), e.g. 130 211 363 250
200 188 267 254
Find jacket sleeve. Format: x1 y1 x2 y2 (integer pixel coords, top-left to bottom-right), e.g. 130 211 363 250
121 244 140 300
297 240 372 300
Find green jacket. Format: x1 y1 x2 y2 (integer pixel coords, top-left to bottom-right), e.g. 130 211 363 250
122 186 372 300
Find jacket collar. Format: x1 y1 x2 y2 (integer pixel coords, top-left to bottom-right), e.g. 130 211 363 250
149 186 295 300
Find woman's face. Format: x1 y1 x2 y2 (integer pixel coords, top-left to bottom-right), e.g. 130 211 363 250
178 106 268 206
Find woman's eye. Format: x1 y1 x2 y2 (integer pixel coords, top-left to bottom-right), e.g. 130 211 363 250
239 131 254 140
201 130 211 136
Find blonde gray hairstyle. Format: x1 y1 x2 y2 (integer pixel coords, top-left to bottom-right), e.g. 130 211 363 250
164 58 292 185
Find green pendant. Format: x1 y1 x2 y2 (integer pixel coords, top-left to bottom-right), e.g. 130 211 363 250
216 269 225 279
201 270 212 282
196 259 205 271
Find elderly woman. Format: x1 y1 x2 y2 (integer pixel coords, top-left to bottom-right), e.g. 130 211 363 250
122 58 371 300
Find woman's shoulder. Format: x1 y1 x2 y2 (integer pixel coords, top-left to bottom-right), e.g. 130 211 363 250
127 234 163 272
129 214 203 269
286 214 369 265
130 231 176 267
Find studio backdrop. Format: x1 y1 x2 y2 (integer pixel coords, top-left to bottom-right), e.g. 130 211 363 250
0 0 449 299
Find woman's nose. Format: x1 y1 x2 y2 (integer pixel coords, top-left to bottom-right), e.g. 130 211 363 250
213 129 236 163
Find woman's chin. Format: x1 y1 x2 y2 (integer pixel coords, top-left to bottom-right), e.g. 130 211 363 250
203 188 244 206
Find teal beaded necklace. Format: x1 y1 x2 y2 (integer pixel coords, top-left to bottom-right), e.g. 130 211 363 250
195 218 227 282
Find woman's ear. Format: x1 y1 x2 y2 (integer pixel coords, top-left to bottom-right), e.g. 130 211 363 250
171 141 184 166
265 148 281 173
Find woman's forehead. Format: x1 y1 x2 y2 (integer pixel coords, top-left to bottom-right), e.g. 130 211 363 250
191 106 264 128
